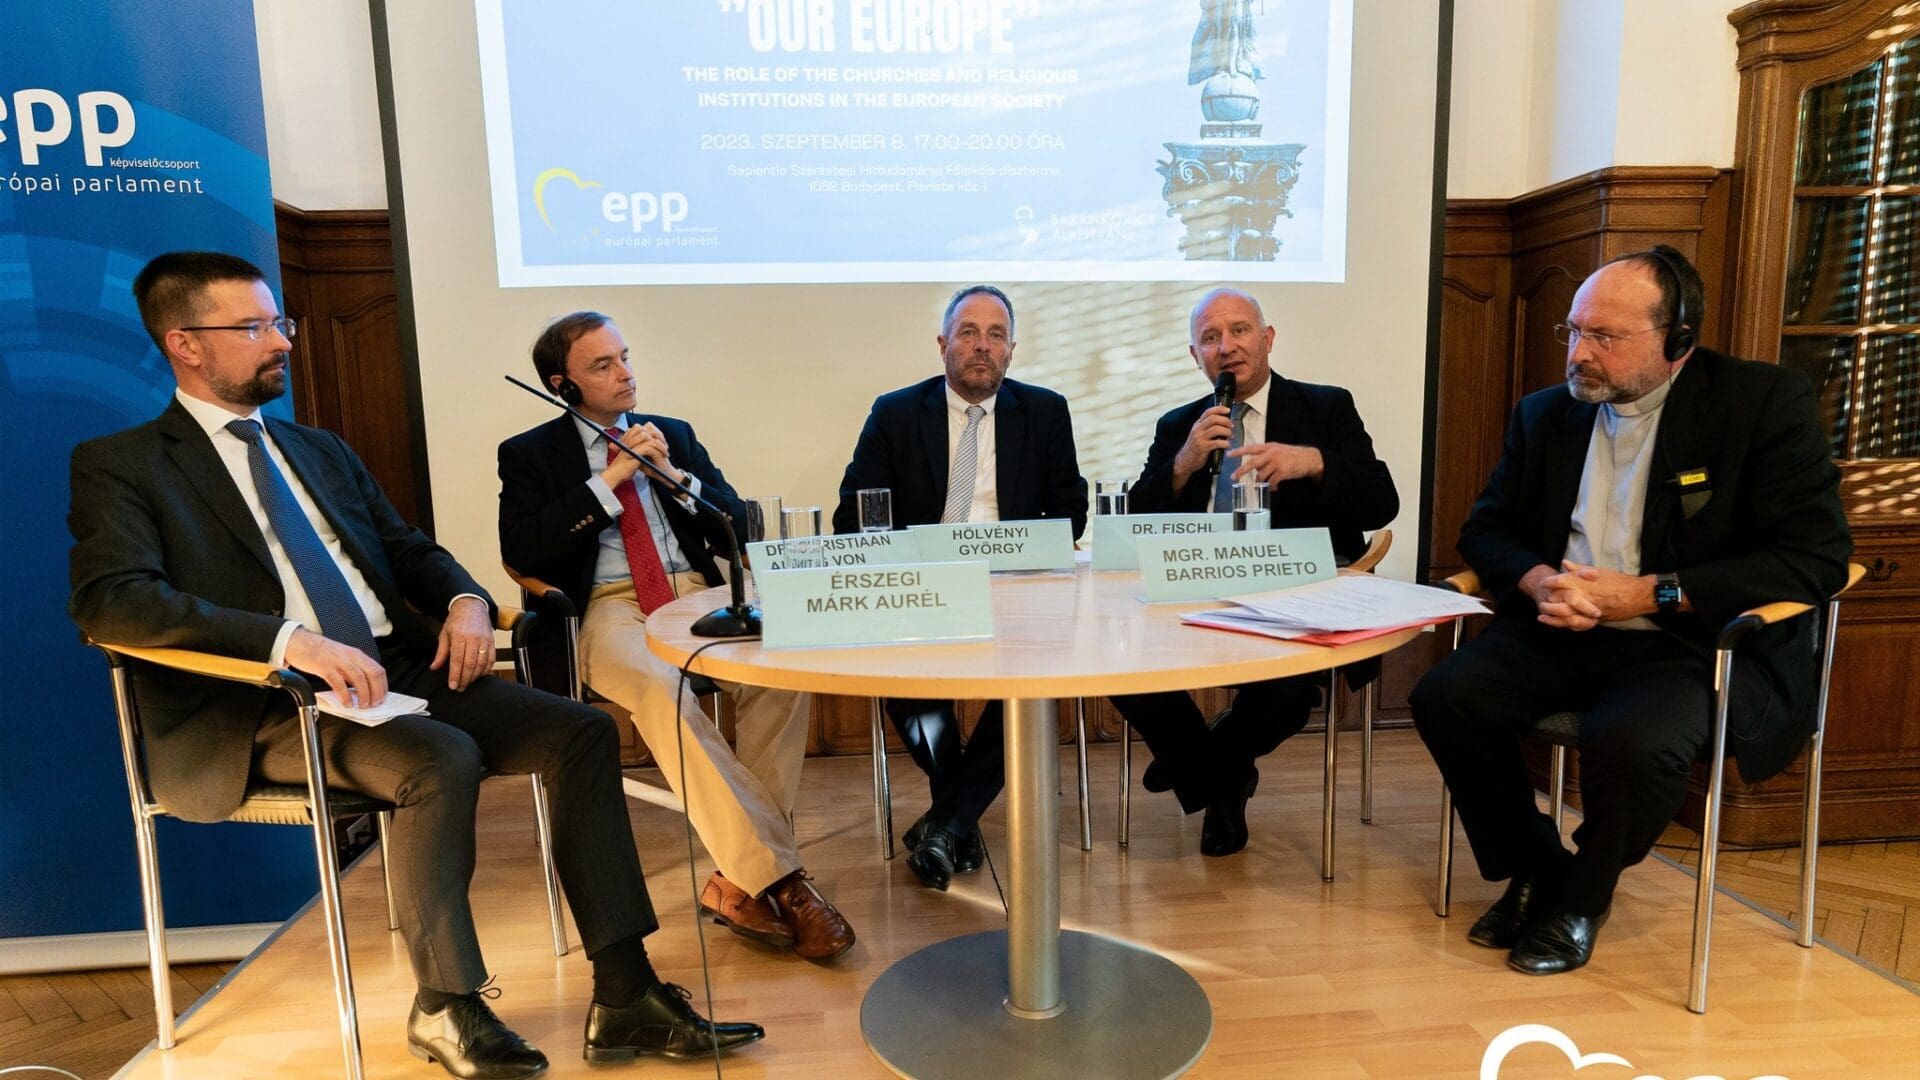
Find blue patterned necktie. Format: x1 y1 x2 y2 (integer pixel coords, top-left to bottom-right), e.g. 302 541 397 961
1212 401 1248 513
942 404 987 524
225 419 380 658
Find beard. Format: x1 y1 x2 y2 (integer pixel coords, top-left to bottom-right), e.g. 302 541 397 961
210 355 289 407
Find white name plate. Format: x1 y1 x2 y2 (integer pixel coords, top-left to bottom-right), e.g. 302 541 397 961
1089 513 1235 571
747 531 922 571
908 519 1076 572
1137 528 1338 603
756 561 994 649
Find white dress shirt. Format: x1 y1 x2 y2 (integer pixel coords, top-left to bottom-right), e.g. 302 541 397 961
1235 373 1272 444
945 383 999 523
174 390 396 667
1564 372 1676 631
577 415 700 586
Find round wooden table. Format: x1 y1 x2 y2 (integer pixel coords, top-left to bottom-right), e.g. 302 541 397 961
647 566 1422 1079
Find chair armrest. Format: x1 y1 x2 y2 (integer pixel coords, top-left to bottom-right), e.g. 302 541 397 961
1434 569 1481 596
504 564 577 620
87 638 316 706
494 604 538 650
1716 562 1868 651
1347 529 1393 574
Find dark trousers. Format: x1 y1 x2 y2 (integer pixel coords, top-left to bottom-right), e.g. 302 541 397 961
252 643 658 994
1409 618 1714 916
1109 676 1319 812
884 698 1004 835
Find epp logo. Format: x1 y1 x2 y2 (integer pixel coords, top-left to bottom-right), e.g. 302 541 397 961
0 89 135 166
1481 1023 1789 1080
533 167 688 235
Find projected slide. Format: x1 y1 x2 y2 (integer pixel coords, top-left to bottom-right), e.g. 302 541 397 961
475 1 1351 286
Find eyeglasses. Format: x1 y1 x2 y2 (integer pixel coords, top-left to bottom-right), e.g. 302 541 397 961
1553 323 1665 353
180 317 298 341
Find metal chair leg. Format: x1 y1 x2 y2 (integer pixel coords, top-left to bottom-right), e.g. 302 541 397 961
1800 596 1841 949
1321 672 1341 882
528 775 568 956
111 662 177 1050
1074 698 1092 852
871 699 894 860
1119 721 1133 847
1436 784 1454 918
1548 745 1567 835
1689 648 1738 1015
376 811 398 931
298 705 364 1080
1360 679 1377 824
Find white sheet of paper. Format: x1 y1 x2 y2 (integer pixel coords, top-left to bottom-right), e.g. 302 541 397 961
316 690 431 727
1227 574 1489 632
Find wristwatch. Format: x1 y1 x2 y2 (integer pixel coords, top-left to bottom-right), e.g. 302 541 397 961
1654 572 1683 614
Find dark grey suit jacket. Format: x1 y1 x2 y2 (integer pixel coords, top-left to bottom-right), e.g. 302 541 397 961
68 399 490 822
831 375 1088 536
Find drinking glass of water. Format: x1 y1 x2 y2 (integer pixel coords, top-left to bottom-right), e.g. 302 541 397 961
781 505 824 568
1232 480 1270 532
857 488 893 533
1095 478 1131 516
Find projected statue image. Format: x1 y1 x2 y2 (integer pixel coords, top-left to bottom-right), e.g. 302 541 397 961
1190 0 1263 84
1159 0 1304 261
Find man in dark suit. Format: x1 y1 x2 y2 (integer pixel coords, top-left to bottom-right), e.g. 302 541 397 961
832 284 1088 890
1110 287 1399 856
1410 247 1850 975
497 312 853 961
69 253 761 1079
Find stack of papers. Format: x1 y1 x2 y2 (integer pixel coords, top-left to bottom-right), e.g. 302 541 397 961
317 689 431 726
1181 574 1488 646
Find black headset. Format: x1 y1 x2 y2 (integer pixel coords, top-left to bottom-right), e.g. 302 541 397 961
552 374 584 407
1645 246 1698 362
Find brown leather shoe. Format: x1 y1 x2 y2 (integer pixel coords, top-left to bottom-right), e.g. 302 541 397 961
699 872 794 949
767 871 855 961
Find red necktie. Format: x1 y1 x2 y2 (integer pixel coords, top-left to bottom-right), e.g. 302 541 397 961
606 429 677 615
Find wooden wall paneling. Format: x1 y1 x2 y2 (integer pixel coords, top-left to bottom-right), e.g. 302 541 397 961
274 203 429 529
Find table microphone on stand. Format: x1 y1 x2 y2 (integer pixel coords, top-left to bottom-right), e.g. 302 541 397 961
504 374 761 638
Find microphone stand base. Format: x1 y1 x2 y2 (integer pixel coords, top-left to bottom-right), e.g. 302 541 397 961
691 605 763 639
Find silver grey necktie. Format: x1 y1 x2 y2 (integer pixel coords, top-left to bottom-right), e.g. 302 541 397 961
941 404 987 524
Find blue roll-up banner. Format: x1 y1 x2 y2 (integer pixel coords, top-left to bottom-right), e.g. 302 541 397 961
0 2 320 949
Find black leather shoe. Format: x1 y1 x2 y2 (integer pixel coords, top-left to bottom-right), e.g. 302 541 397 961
407 994 548 1079
1507 908 1609 975
1468 873 1559 950
1199 772 1257 857
1141 758 1175 793
904 814 985 876
906 828 957 890
582 982 766 1063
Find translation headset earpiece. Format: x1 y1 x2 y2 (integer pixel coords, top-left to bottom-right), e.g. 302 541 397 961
1647 247 1697 362
552 375 584 407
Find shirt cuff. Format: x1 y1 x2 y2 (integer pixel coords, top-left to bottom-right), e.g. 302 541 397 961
448 593 487 613
269 620 300 669
586 474 623 517
678 475 700 510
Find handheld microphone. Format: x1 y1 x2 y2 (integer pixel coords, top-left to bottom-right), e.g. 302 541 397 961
1206 370 1237 479
505 374 760 638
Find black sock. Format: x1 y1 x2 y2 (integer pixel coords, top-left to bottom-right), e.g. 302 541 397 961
415 986 462 1012
590 932 660 1007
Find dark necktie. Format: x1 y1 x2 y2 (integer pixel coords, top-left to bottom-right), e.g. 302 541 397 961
1213 401 1248 512
225 419 380 658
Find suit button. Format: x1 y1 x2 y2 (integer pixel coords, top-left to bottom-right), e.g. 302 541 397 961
271 608 283 616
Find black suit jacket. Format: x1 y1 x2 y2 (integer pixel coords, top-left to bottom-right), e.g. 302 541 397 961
497 412 745 690
68 400 490 822
832 375 1088 537
1131 375 1399 563
1460 348 1851 781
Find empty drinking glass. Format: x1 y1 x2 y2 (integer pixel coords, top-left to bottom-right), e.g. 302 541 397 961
781 505 824 568
857 488 893 532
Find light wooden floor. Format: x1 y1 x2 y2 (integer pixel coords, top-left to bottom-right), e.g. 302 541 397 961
107 732 1920 1079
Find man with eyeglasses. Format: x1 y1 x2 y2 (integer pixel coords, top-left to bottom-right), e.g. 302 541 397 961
1410 246 1851 976
831 284 1088 891
70 252 764 1078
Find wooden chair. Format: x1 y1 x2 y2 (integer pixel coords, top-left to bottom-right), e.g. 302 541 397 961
94 602 565 1080
1430 562 1865 1013
1119 528 1392 883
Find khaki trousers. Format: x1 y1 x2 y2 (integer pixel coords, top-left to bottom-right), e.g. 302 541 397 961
580 577 809 895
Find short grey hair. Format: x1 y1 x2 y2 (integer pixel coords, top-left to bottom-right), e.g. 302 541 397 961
1189 287 1265 343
